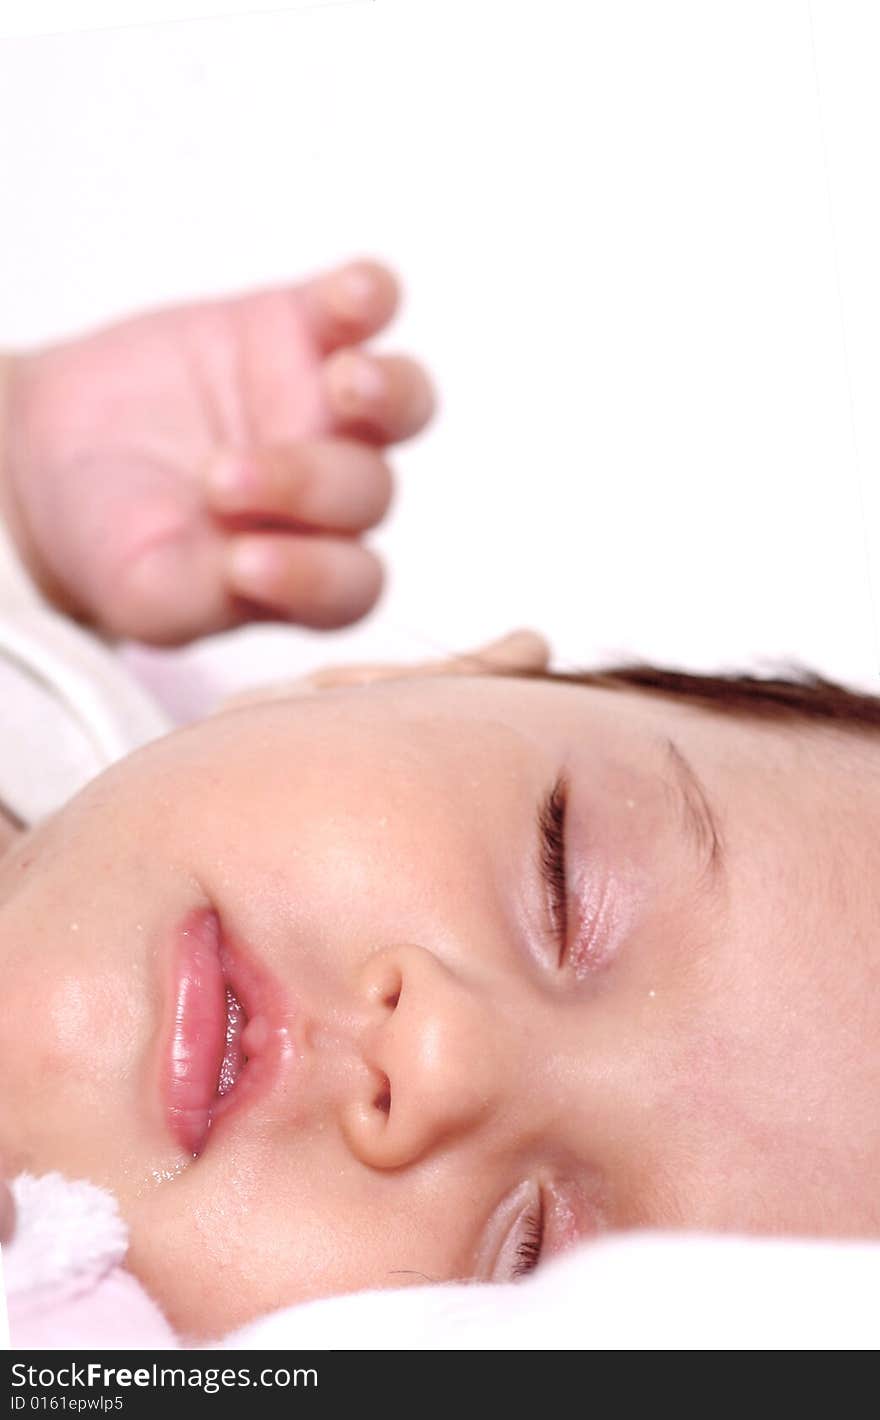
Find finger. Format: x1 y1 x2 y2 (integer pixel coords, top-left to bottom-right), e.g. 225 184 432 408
224 533 384 630
300 259 400 355
449 629 553 675
221 629 553 702
0 1179 15 1245
324 351 435 445
98 521 382 645
212 629 552 714
307 630 553 688
205 439 393 534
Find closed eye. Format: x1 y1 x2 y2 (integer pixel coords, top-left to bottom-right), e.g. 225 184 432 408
537 774 569 967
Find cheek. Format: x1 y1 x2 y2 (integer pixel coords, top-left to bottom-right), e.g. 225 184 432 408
123 1130 463 1338
627 958 850 1221
39 971 94 1070
123 1154 350 1336
25 936 153 1088
3 919 96 1086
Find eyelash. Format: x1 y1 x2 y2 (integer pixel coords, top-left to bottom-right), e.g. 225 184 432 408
539 776 569 967
504 784 564 1281
511 1200 545 1278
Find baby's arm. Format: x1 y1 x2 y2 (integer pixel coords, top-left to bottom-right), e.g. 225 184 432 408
0 354 39 596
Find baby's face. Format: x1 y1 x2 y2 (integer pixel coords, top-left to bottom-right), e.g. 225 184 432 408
2 674 879 1339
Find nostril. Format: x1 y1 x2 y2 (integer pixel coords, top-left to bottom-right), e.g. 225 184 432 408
373 1074 391 1116
363 952 403 1014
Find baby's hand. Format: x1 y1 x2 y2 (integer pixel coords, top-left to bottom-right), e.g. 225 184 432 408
0 261 434 645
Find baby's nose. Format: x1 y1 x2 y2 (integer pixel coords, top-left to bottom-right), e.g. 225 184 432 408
338 944 511 1170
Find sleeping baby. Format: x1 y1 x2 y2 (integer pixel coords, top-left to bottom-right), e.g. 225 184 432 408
1 265 879 1345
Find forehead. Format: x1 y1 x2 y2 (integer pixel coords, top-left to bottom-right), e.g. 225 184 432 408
172 675 750 821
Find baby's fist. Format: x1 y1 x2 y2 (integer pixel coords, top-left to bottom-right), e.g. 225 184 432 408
0 262 433 645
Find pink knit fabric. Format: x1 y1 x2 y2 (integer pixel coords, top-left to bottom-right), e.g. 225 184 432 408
10 1266 179 1350
4 1173 179 1350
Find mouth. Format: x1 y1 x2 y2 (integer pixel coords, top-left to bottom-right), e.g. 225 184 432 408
163 906 286 1158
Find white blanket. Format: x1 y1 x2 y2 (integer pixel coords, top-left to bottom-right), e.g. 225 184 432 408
6 1172 880 1349
217 1230 880 1351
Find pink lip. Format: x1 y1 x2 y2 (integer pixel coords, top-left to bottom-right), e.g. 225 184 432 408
163 906 289 1158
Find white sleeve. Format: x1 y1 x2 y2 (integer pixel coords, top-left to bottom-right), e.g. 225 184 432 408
0 518 172 823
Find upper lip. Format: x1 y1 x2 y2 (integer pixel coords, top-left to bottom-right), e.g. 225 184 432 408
162 905 289 1158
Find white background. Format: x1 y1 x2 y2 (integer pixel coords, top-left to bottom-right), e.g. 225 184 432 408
0 0 877 715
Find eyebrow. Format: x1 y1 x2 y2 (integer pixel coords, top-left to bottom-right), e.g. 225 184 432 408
664 738 725 886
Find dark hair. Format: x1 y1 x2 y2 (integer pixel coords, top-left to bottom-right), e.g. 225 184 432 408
512 661 880 733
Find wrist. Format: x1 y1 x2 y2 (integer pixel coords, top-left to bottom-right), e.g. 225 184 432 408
0 354 41 586
0 353 86 618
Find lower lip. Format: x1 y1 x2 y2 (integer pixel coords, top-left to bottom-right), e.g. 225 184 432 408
163 907 288 1158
